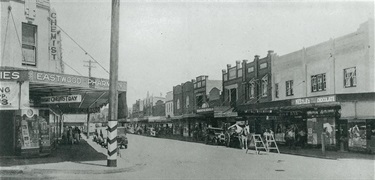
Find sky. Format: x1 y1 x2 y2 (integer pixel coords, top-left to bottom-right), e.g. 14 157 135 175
50 0 374 107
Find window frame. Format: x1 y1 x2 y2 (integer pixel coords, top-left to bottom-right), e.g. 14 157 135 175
275 83 279 98
22 22 37 66
344 67 357 88
286 80 294 96
261 75 268 97
311 73 326 92
248 79 255 99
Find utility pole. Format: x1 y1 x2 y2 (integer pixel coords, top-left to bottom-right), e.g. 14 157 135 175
83 59 96 77
84 59 96 139
107 0 120 167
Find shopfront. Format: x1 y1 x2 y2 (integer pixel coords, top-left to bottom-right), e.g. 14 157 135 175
339 94 375 153
0 69 127 157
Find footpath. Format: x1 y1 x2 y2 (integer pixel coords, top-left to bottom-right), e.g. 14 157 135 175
156 134 375 160
0 135 135 175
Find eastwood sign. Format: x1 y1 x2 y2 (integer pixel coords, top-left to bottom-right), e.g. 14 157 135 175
41 95 82 104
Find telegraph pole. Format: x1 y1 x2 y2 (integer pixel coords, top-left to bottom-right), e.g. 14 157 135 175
84 59 96 139
107 0 120 167
84 59 96 77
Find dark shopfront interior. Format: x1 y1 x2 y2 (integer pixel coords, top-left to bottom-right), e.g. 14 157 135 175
0 111 15 156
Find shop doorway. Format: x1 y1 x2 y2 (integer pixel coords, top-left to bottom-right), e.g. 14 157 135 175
0 111 15 156
337 120 348 150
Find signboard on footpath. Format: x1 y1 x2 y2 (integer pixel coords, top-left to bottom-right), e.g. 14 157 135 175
40 95 82 104
291 95 336 106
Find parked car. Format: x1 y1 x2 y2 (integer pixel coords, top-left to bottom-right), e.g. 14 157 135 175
205 127 225 145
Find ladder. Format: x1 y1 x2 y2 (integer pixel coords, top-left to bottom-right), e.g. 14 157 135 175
265 134 280 153
249 134 267 154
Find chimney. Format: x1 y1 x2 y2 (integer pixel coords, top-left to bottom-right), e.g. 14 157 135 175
267 50 274 56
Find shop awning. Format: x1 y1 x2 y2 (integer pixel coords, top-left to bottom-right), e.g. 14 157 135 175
26 70 127 114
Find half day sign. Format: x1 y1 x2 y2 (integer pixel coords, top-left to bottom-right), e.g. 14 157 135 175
41 95 82 104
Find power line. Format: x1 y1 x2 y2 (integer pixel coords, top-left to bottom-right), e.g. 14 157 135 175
57 25 110 74
61 60 82 76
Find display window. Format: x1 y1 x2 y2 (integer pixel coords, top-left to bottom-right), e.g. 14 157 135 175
348 119 367 148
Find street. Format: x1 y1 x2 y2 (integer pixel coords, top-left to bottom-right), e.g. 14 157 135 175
2 133 374 180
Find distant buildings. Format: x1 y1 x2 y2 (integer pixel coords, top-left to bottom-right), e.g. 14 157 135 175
128 19 375 153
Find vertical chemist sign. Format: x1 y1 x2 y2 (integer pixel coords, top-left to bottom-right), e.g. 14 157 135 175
0 81 29 110
50 8 57 61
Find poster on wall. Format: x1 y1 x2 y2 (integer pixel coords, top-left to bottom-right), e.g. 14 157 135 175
307 118 318 145
0 81 29 110
39 117 50 147
20 119 39 149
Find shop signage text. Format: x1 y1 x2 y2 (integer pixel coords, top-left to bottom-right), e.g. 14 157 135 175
35 72 83 86
0 71 28 81
197 108 214 113
41 95 82 104
50 9 58 61
292 95 336 105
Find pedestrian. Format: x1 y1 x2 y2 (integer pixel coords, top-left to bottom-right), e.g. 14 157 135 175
286 128 295 150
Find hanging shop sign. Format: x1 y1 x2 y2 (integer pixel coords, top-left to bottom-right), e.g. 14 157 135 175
292 95 336 105
40 95 82 104
0 81 29 110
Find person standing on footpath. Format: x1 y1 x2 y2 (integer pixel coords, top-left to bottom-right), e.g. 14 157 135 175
242 122 250 150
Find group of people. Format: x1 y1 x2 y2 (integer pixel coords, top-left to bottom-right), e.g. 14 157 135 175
62 126 81 145
285 127 307 149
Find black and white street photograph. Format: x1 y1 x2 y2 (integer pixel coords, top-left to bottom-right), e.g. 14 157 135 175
0 0 374 179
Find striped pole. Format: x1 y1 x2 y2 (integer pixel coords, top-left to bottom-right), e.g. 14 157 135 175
107 0 120 167
107 121 118 166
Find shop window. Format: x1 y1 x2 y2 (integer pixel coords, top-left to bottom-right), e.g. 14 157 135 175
261 75 268 97
22 23 37 66
275 83 279 98
286 80 294 96
348 120 366 148
344 67 356 88
311 73 326 92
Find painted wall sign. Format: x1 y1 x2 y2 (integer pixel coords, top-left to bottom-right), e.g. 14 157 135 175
50 8 58 61
89 77 127 91
0 81 29 110
41 95 82 104
292 95 336 105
